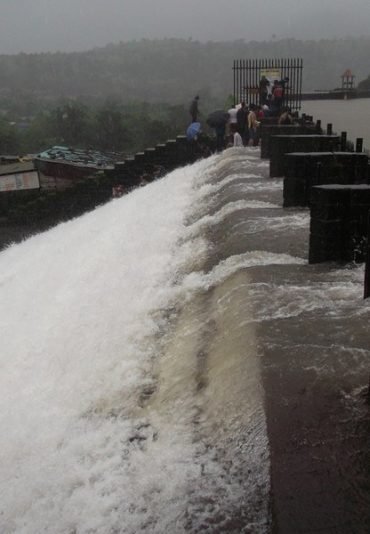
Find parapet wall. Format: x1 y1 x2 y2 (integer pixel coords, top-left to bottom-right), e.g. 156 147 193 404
0 135 212 250
259 118 370 297
309 184 370 263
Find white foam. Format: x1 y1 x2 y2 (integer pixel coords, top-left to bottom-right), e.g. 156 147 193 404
184 199 280 235
240 272 367 323
180 252 306 294
0 152 273 533
0 160 213 533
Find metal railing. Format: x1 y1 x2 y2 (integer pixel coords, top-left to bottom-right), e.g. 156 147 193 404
232 58 303 111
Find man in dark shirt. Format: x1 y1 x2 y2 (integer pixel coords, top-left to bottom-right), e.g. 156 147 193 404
189 96 200 122
259 76 270 105
236 102 248 146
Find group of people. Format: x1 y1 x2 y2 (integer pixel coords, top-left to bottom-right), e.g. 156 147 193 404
188 91 294 152
228 102 263 148
259 75 290 114
228 101 293 148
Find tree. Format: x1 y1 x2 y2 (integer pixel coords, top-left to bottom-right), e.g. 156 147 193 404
95 104 129 151
0 119 20 154
357 75 370 92
20 112 58 153
52 102 92 146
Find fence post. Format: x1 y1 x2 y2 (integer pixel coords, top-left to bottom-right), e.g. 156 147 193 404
233 57 303 112
356 138 363 153
364 211 370 299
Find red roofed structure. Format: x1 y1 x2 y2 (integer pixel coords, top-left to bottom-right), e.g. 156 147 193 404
341 69 355 90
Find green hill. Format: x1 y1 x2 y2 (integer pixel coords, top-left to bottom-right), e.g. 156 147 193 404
1 38 369 105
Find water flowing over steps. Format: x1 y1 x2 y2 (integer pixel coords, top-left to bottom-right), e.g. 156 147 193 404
223 152 370 533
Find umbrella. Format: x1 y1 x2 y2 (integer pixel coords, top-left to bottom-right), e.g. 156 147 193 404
186 122 201 141
206 110 230 128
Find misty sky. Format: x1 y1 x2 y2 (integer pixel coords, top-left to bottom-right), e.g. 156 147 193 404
1 0 370 54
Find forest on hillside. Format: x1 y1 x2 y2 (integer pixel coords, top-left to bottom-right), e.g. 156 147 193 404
0 100 193 156
1 37 370 156
1 37 370 107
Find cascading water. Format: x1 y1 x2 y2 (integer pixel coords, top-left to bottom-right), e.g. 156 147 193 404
1 148 369 533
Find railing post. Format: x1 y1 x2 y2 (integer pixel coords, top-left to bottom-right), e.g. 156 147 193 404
356 138 363 153
364 211 370 299
232 57 303 112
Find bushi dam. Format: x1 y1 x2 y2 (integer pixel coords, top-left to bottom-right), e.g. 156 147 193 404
1 148 369 533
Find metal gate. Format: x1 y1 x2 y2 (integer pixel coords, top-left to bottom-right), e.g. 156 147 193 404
233 58 303 111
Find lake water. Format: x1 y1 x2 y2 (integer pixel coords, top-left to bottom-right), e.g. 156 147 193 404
302 98 370 152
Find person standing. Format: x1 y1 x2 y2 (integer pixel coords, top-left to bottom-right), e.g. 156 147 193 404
228 105 238 134
271 80 284 114
236 102 247 140
189 95 200 122
248 105 260 146
259 76 270 105
215 124 226 152
280 77 289 107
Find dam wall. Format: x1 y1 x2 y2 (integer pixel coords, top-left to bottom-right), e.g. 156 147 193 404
0 135 212 250
1 113 370 532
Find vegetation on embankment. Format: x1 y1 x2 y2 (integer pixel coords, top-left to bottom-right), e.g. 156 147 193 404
0 100 197 156
1 37 370 103
1 37 370 156
358 74 370 91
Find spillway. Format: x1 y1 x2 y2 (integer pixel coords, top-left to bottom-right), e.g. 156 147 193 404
1 148 369 533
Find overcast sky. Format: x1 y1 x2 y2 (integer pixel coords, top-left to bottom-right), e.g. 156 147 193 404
1 0 370 54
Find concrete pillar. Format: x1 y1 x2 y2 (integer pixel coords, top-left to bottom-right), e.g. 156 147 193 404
309 184 370 263
364 212 370 299
260 124 318 159
270 135 341 177
283 152 369 208
356 138 364 153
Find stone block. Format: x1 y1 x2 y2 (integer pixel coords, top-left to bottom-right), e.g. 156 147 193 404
260 125 317 159
270 135 341 177
309 185 370 263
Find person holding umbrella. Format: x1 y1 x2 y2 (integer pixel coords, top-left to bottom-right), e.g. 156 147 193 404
214 124 226 152
206 110 229 152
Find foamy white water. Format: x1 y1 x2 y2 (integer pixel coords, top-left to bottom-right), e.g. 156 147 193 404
0 163 206 533
2 146 368 533
0 151 272 533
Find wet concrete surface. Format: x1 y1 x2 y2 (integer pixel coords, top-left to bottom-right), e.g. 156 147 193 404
257 268 370 533
227 154 370 533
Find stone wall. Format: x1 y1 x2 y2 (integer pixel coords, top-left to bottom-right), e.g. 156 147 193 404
283 152 369 207
309 185 370 263
270 134 341 177
0 135 212 250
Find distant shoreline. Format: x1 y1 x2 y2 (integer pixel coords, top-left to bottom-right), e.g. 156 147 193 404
301 89 370 101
